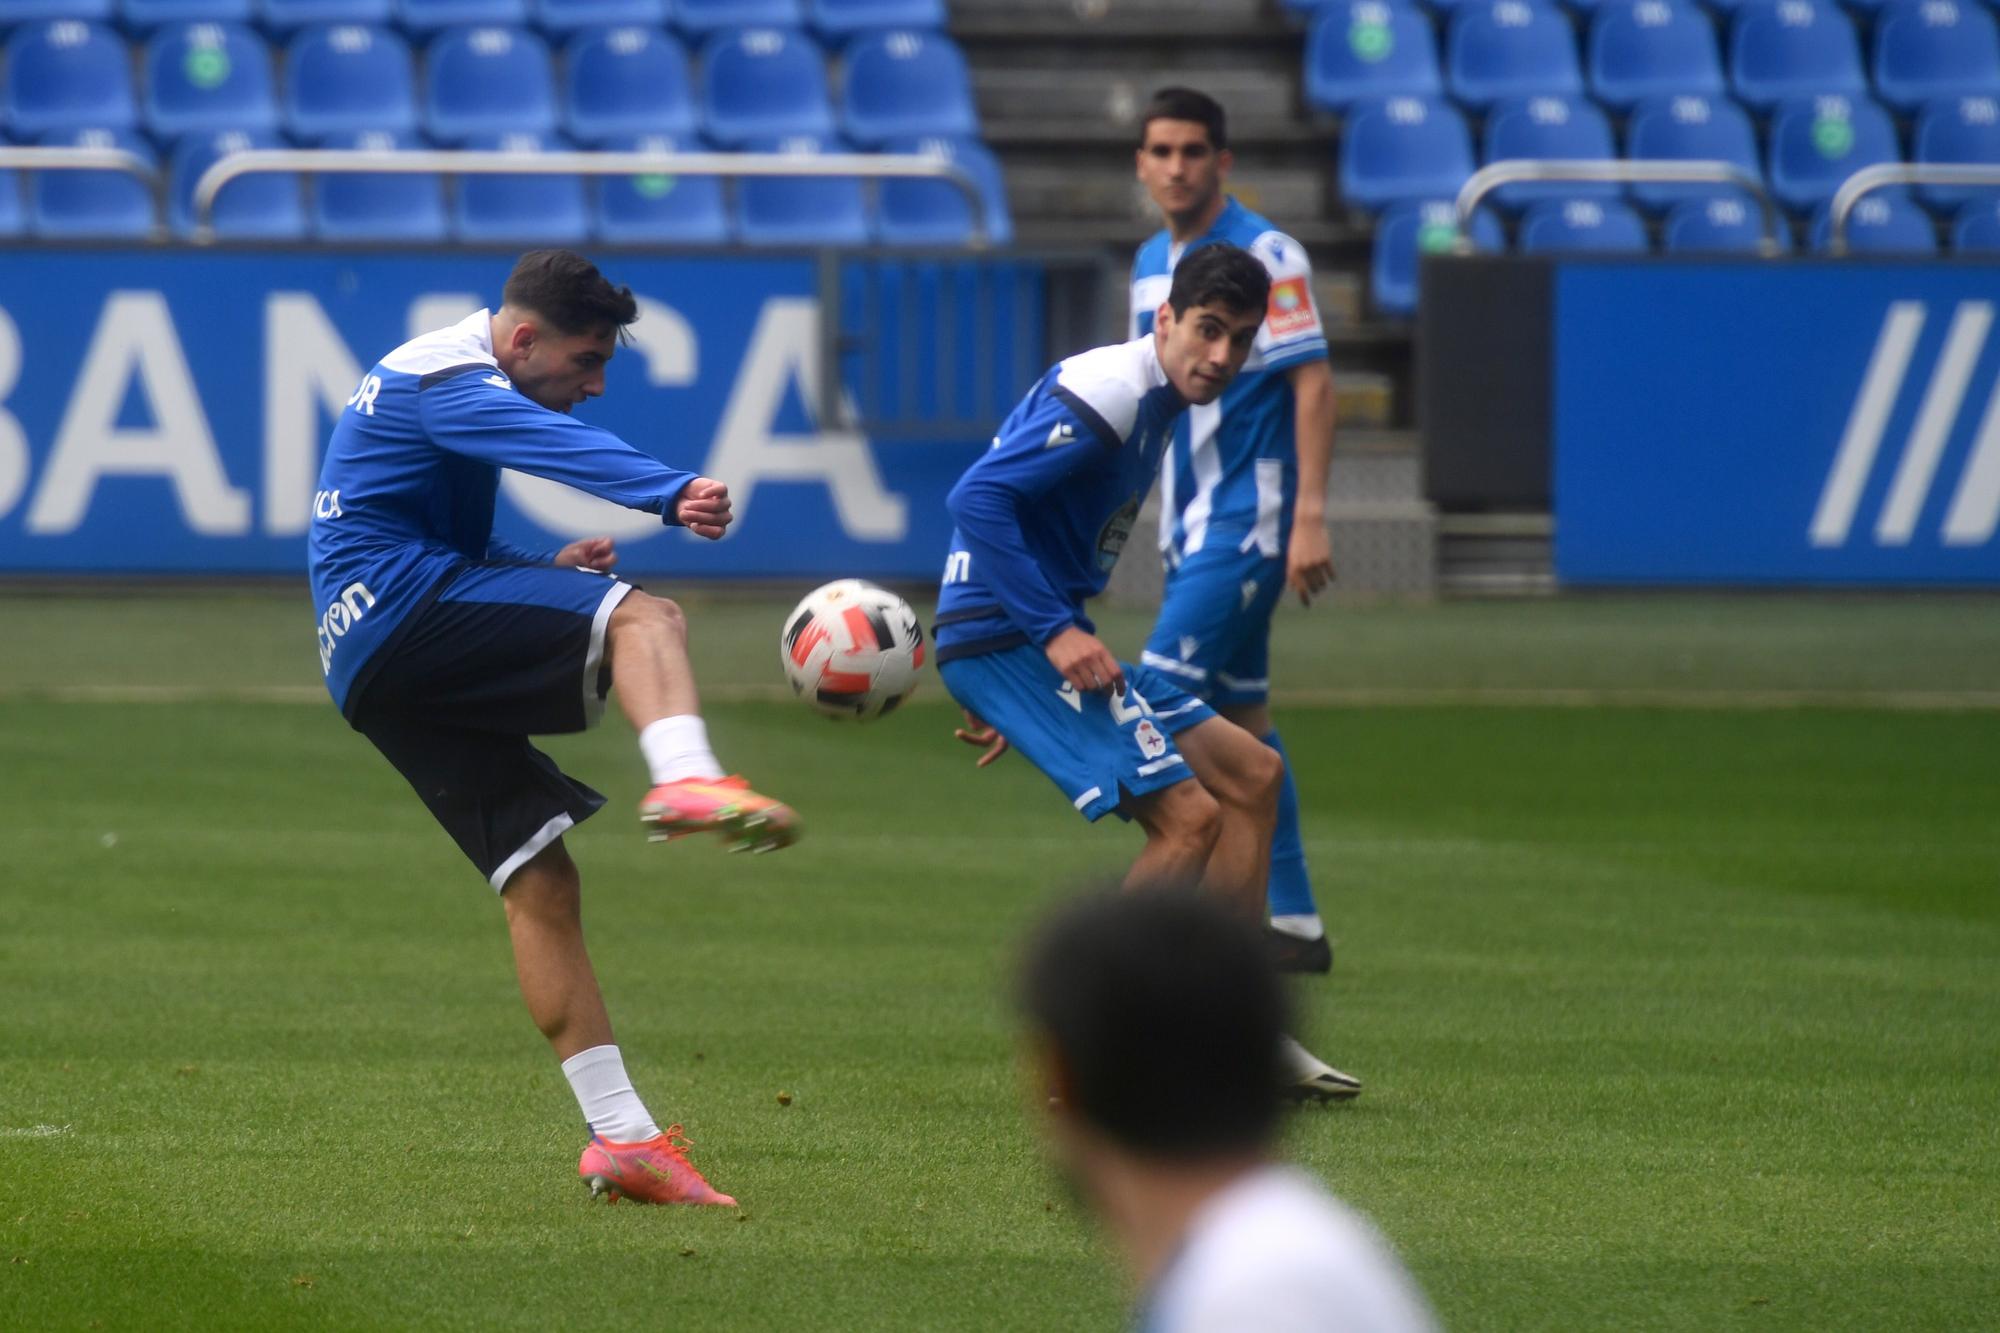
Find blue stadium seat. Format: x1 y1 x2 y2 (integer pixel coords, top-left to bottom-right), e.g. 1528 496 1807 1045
1587 0 1723 111
1662 194 1786 251
167 127 304 237
424 26 557 143
1370 198 1502 318
840 30 977 146
29 127 155 237
4 22 136 137
593 132 731 242
283 25 415 140
259 0 394 33
454 130 589 241
1767 94 1901 212
1624 93 1760 211
1914 96 2000 210
0 144 20 238
1482 95 1618 211
1728 0 1865 112
312 128 448 239
735 134 871 245
1873 1 2000 113
1807 193 1939 252
1953 197 2000 250
0 0 113 23
144 23 278 139
1338 96 1475 211
876 135 1011 245
700 28 835 145
1447 1 1584 110
562 26 697 144
1518 196 1650 251
398 0 526 32
675 0 802 32
809 0 943 37
532 0 665 31
1303 3 1442 113
123 0 253 27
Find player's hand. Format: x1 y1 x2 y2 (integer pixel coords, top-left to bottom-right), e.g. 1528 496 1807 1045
1287 520 1336 606
554 536 617 571
953 710 1010 768
675 478 733 540
1045 627 1125 695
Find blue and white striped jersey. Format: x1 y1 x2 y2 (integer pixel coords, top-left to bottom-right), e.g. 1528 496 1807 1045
934 336 1188 662
1131 198 1328 565
307 310 698 716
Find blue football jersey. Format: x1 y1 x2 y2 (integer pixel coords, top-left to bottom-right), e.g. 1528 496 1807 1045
307 310 699 715
935 336 1188 662
1131 198 1329 565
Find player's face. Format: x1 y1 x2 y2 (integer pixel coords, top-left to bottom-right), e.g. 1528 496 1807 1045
1136 120 1229 222
1153 300 1262 404
511 324 617 413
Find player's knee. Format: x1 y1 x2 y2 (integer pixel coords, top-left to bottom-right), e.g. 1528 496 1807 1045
611 591 686 647
1246 744 1284 812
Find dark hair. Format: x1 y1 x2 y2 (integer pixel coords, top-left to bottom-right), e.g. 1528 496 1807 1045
1166 242 1271 319
1018 889 1289 1160
501 250 639 336
1141 87 1228 152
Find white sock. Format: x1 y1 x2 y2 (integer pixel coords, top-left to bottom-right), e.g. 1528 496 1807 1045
560 1044 663 1143
639 715 724 786
1270 913 1325 941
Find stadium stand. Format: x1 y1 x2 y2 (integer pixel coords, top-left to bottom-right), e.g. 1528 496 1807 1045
1808 192 1940 251
1624 93 1762 212
1872 0 2000 113
876 134 1010 244
167 127 304 237
5 22 136 138
839 29 978 145
453 129 590 240
1955 197 2000 249
123 0 254 28
397 0 527 34
699 26 835 145
1518 196 1650 251
674 0 802 34
1481 95 1619 210
531 0 666 33
1371 198 1502 316
1914 96 2000 209
1339 96 1475 210
1662 194 1784 253
808 0 943 37
310 128 449 239
1728 0 1867 112
28 126 155 236
259 0 395 32
734 133 871 244
1303 3 1443 112
143 22 279 139
423 25 557 143
592 131 732 242
282 24 417 140
0 0 112 22
1586 0 1725 111
560 25 698 144
1766 94 1902 213
0 149 20 237
1446 1 1584 110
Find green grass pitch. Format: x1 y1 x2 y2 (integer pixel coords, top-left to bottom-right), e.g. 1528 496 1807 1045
1 591 1996 1329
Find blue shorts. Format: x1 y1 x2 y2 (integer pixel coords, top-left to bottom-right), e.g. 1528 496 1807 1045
939 646 1215 823
1142 543 1287 708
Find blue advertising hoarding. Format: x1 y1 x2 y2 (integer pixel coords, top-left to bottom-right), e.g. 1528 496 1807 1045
1554 262 2000 585
0 251 1038 577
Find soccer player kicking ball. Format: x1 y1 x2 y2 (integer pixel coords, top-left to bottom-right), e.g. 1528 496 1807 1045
308 250 796 1206
936 243 1359 1102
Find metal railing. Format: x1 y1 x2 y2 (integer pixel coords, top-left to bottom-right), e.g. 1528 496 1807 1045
1827 164 2000 254
1453 159 1784 254
0 146 165 234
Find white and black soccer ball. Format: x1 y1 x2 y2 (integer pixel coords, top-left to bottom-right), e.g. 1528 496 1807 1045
780 579 927 720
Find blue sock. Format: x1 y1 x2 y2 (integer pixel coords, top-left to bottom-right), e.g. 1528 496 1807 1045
1263 731 1318 920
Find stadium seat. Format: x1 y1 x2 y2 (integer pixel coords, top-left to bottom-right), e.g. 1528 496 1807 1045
1953 197 2000 250
424 26 557 143
839 30 978 146
453 130 589 241
700 28 835 145
143 23 278 139
398 0 527 32
532 0 665 31
1873 1 2000 113
1807 193 1939 252
1302 3 1443 113
4 22 136 138
1518 196 1650 251
561 26 698 144
1370 197 1502 318
258 0 395 33
1662 194 1787 252
1728 0 1865 112
1481 95 1618 211
283 25 416 140
0 0 113 24
809 0 944 37
167 127 305 237
311 128 449 239
674 0 803 32
1624 93 1761 212
122 0 253 28
0 150 20 239
28 127 156 237
1337 96 1475 211
1587 0 1724 111
1767 94 1901 212
735 134 871 245
1446 1 1584 110
876 135 1012 245
1914 97 2000 210
593 131 731 242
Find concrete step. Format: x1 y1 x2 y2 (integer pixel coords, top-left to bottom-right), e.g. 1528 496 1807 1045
1330 429 1423 503
1436 512 1555 596
1335 370 1394 431
973 63 1302 142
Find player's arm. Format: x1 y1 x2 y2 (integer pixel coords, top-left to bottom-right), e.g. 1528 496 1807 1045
1251 230 1338 604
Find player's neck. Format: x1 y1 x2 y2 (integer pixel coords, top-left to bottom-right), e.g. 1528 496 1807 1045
1092 1151 1262 1289
1165 193 1228 246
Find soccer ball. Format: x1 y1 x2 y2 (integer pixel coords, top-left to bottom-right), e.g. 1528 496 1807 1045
780 580 927 720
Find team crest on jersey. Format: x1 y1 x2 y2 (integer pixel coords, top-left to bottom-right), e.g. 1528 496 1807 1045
1096 496 1140 572
1133 719 1167 760
1266 276 1316 337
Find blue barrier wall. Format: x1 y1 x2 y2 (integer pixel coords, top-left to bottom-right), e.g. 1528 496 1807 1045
0 251 1041 578
1555 262 2000 585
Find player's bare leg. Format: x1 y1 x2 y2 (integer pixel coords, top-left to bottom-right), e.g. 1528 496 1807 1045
1172 716 1283 920
1122 779 1221 893
606 591 798 852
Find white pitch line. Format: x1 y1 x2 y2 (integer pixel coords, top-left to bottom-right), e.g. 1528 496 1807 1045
0 1124 72 1139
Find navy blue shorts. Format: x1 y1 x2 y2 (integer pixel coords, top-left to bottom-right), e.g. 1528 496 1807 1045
350 562 634 891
